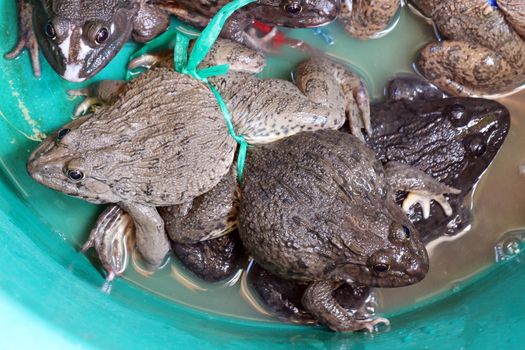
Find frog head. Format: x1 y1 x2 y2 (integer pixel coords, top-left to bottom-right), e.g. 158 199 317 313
253 0 340 27
27 116 123 204
33 0 138 82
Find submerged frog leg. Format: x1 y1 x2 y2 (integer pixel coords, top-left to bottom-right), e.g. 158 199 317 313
119 202 170 266
385 76 445 102
295 57 370 140
384 162 461 219
497 0 525 38
68 80 127 116
302 280 389 332
81 205 134 287
416 40 516 96
131 2 170 43
5 0 40 77
339 0 401 39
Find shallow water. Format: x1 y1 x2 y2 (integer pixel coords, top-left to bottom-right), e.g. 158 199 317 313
116 7 525 319
1 3 524 323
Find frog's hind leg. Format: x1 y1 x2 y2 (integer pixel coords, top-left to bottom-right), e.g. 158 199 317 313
5 0 40 77
295 57 370 140
416 40 516 96
384 162 461 219
302 281 389 332
81 205 134 291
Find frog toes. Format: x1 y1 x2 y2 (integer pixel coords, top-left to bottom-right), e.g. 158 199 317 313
357 316 390 333
402 192 455 219
242 27 281 55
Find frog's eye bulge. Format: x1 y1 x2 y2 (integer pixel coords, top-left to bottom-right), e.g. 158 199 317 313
445 103 469 126
373 263 391 274
44 22 56 39
64 159 87 182
368 254 392 275
283 1 303 15
85 22 111 46
389 223 411 244
56 128 71 141
464 134 488 158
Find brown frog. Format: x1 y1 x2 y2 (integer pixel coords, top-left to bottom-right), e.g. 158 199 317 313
27 39 369 270
6 0 170 81
339 0 401 39
238 129 459 331
6 0 340 81
411 0 525 96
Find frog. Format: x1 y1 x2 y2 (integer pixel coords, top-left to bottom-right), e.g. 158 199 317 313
6 0 170 81
365 76 511 242
338 0 401 39
6 0 340 82
27 39 370 269
410 0 525 96
238 129 460 331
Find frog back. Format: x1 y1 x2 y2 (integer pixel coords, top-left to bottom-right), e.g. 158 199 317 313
77 68 236 205
239 130 391 282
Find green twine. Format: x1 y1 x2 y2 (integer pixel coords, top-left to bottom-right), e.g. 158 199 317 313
126 0 255 181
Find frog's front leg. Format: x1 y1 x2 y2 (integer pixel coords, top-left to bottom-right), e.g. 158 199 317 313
295 57 370 140
497 0 525 38
81 205 134 290
132 1 170 43
416 40 516 96
68 80 127 116
339 0 401 39
119 202 170 266
5 0 40 77
302 280 389 332
384 161 461 219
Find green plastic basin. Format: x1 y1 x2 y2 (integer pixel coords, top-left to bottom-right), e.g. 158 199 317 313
1 1 524 349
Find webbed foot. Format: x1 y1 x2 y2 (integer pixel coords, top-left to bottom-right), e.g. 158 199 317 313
68 80 126 116
385 161 461 219
81 205 134 291
302 280 389 332
5 0 40 77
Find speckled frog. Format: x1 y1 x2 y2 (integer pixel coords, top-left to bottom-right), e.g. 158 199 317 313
339 0 401 39
27 39 369 269
411 0 525 96
6 0 340 81
239 130 460 331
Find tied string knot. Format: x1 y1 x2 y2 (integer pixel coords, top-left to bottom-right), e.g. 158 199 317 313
127 0 256 181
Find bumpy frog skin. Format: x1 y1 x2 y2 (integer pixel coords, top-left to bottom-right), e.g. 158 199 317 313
28 39 369 268
6 0 169 81
410 0 525 96
339 0 401 39
366 77 510 241
238 130 459 331
6 0 340 81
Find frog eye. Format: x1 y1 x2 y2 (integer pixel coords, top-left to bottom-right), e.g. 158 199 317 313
66 169 85 182
445 103 469 126
44 22 56 39
465 135 487 158
284 2 303 15
373 263 390 273
95 27 109 45
56 128 70 141
390 224 411 243
86 22 110 45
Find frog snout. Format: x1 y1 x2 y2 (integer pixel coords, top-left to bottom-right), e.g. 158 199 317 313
405 257 429 281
